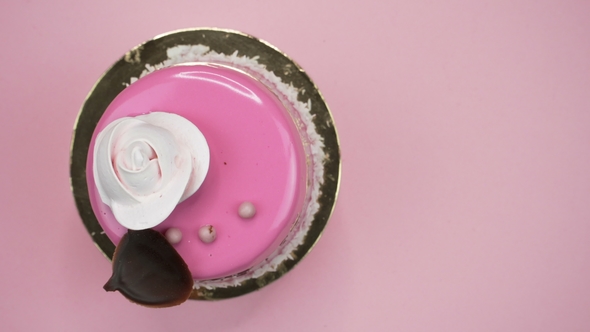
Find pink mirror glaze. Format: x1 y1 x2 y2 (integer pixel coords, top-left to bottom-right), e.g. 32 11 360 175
86 63 307 280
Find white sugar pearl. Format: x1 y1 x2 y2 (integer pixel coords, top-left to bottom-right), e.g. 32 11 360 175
238 201 256 219
198 225 216 243
165 227 182 244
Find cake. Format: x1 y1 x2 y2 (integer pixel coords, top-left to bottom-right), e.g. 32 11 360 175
71 29 340 305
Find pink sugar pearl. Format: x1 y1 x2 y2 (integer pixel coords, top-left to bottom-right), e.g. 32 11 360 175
165 227 183 244
238 201 256 219
198 225 216 244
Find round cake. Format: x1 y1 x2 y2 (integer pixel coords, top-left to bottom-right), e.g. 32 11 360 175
87 63 307 280
71 28 340 302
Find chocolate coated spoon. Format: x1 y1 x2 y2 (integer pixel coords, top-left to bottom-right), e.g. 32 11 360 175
104 229 193 307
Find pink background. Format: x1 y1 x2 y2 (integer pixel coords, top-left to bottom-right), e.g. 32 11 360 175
1 1 590 331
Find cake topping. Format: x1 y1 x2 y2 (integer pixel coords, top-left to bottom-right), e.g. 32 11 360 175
93 112 210 230
198 225 217 243
103 229 194 307
238 201 257 219
165 227 183 244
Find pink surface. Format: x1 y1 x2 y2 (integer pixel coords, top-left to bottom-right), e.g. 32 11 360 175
1 1 590 331
87 64 306 279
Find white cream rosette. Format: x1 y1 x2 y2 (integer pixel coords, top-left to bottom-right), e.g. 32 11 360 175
93 112 209 230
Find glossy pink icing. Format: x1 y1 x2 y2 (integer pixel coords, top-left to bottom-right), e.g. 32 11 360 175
86 64 306 280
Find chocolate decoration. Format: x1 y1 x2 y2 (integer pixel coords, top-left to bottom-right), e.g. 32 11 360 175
103 229 194 307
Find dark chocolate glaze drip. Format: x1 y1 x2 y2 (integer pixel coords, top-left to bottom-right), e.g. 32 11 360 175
104 229 193 307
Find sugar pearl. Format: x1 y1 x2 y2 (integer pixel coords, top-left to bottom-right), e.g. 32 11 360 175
238 201 256 219
165 227 182 245
198 225 216 243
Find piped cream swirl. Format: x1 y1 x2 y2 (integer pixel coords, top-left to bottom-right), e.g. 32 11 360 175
93 112 209 230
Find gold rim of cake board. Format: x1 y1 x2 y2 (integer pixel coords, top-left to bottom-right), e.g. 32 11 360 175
70 28 341 300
